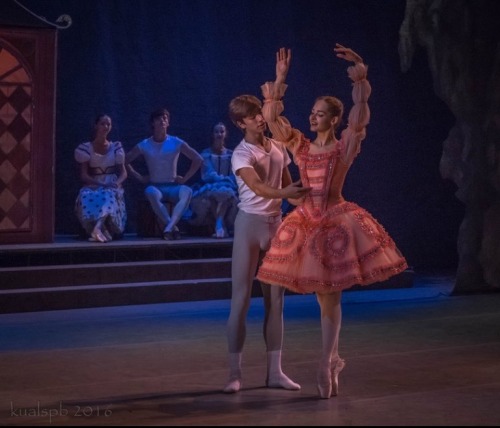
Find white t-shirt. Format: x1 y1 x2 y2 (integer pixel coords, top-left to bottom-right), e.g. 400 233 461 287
137 135 186 183
232 137 291 216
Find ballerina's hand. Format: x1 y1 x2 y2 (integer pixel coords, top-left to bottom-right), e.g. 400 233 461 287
334 43 363 64
275 47 291 80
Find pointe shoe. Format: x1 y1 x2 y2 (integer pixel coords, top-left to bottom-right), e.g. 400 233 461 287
223 378 242 394
331 359 345 397
317 365 332 399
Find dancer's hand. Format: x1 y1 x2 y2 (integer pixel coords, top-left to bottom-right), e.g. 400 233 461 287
275 47 292 83
334 43 363 64
282 179 311 200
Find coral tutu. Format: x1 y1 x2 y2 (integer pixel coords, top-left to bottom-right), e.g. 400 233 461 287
256 201 408 294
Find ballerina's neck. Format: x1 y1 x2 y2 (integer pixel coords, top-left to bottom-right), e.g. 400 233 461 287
312 137 337 149
93 138 110 154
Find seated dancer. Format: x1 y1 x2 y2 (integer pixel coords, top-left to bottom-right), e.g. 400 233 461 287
74 114 127 242
126 108 203 240
188 122 238 238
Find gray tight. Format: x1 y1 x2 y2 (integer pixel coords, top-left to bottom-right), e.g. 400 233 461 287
226 210 284 353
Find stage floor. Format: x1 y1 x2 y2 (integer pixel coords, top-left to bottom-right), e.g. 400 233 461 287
1 271 500 426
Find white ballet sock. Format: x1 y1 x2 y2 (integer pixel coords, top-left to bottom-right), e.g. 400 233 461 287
223 352 242 393
266 350 301 390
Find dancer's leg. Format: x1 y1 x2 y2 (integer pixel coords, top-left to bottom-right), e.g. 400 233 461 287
90 217 108 242
223 212 261 393
145 186 171 227
316 291 343 398
215 199 231 238
260 218 300 391
261 282 300 390
165 185 192 233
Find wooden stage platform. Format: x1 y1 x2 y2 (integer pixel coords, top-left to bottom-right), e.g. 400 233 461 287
0 234 414 314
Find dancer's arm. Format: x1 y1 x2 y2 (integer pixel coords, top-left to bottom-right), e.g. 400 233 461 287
335 44 372 165
114 141 127 187
125 145 149 184
238 167 309 200
178 142 203 184
261 48 303 155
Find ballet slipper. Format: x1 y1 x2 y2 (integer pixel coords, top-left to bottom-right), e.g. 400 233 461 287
215 218 226 238
266 350 301 390
212 231 224 238
223 378 242 394
89 229 106 243
223 352 242 393
215 225 229 238
101 227 113 242
163 225 174 241
172 226 181 240
216 228 226 238
266 373 301 390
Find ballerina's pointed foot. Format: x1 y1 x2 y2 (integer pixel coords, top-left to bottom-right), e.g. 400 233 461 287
331 359 345 397
317 358 345 399
266 373 301 390
317 367 332 399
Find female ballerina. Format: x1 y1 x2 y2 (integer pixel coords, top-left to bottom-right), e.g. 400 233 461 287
188 122 238 238
74 114 127 242
256 44 408 398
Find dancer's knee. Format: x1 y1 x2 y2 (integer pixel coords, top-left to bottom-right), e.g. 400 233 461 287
179 185 193 199
144 186 161 203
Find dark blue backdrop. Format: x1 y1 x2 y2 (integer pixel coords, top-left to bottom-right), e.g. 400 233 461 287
1 0 462 270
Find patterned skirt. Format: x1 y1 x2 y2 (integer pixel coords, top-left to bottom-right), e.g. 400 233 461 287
75 186 127 235
256 201 408 294
188 180 238 228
